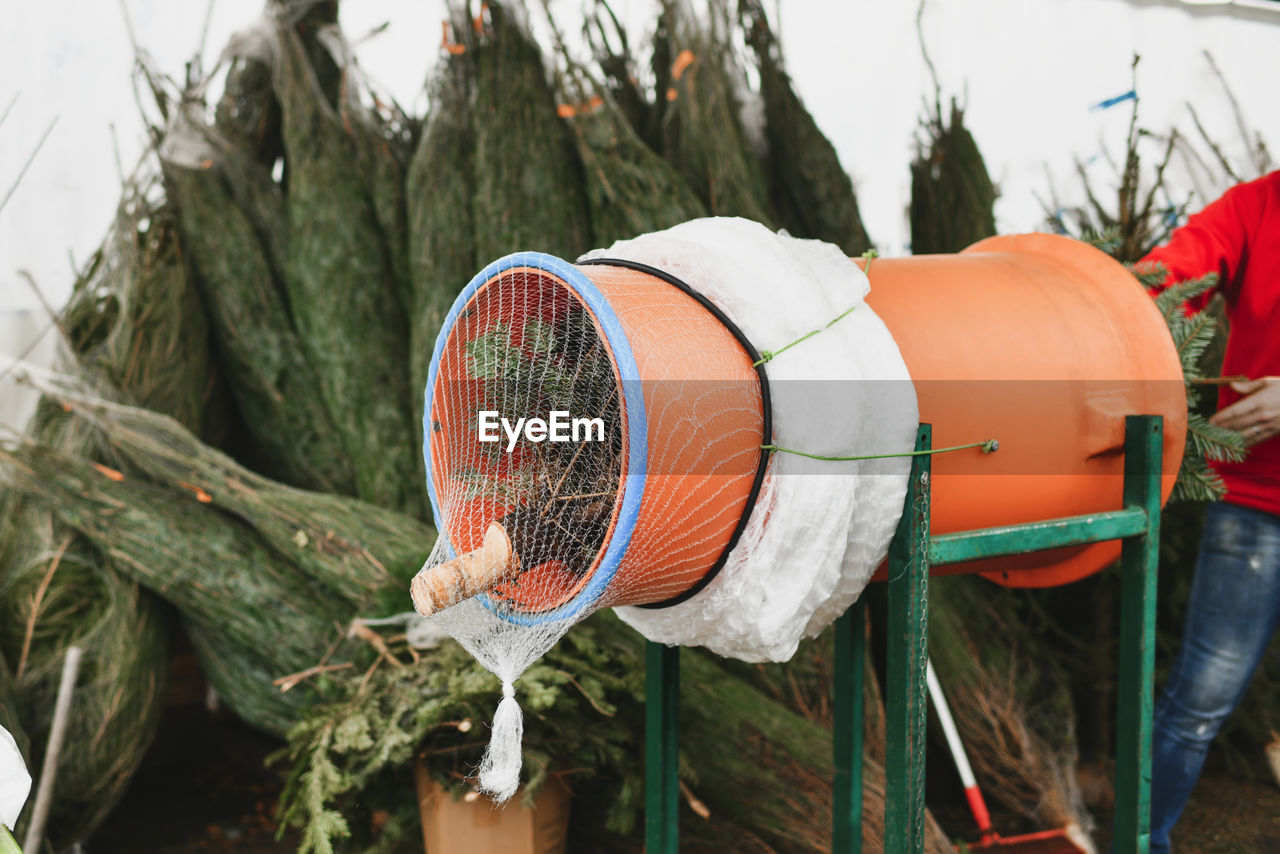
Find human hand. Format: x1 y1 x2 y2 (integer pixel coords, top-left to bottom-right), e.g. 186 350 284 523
1210 376 1280 446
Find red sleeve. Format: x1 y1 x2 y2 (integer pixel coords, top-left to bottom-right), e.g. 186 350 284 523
1136 178 1260 310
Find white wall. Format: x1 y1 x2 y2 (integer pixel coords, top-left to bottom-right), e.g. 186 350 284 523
0 309 61 434
1 0 1276 318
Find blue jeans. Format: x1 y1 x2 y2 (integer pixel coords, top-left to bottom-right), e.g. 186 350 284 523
1149 501 1280 853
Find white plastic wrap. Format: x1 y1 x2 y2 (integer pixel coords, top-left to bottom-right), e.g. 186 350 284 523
585 217 918 662
0 725 30 831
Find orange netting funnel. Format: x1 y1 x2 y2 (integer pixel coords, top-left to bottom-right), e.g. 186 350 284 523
418 252 766 624
863 233 1187 587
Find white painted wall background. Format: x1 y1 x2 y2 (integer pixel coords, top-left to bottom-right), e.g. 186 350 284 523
1 0 1276 425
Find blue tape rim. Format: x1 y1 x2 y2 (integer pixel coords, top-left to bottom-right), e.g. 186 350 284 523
579 258 773 609
423 252 647 626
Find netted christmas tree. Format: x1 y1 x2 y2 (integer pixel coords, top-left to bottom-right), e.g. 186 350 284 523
909 97 997 255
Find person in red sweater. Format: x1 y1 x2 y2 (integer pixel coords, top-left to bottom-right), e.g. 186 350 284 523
1138 170 1280 853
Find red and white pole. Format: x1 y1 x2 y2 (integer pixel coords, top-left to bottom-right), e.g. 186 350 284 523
926 657 997 842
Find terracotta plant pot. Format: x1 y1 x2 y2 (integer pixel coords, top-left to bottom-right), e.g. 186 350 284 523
414 759 569 854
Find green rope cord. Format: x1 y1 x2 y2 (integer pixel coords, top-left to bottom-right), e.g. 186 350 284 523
762 439 999 462
753 249 879 367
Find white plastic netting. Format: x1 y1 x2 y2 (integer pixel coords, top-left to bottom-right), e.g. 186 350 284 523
413 217 918 801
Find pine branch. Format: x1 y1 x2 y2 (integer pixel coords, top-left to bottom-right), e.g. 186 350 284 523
1086 228 1123 259
1149 282 1244 502
1074 156 1117 232
1170 308 1216 370
1171 454 1227 504
1186 413 1246 464
1151 272 1217 322
1135 127 1177 239
1129 265 1167 291
1188 102 1242 185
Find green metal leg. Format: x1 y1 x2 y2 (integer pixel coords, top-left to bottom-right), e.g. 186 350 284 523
885 425 933 854
833 598 866 854
640 417 1162 854
1114 415 1163 854
646 641 680 854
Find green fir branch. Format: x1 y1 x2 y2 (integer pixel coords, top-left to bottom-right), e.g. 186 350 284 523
1170 308 1217 370
276 617 647 853
1170 452 1229 504
1150 272 1218 323
1186 412 1247 464
1086 232 1241 502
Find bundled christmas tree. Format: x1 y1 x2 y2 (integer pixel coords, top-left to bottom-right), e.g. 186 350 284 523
0 179 205 848
740 0 872 255
0 2 914 851
909 97 997 254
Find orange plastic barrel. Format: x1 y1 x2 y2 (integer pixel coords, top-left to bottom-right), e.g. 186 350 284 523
862 233 1186 586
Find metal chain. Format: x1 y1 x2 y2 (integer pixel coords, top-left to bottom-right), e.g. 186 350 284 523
911 469 930 846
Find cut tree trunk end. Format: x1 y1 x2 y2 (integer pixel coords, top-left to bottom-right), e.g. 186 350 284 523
411 522 516 616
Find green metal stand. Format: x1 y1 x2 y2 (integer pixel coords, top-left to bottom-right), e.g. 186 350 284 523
645 415 1163 854
884 425 933 854
1114 416 1164 854
646 641 680 854
833 598 866 854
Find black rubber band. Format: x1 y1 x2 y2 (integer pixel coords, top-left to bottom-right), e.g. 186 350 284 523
579 257 773 609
